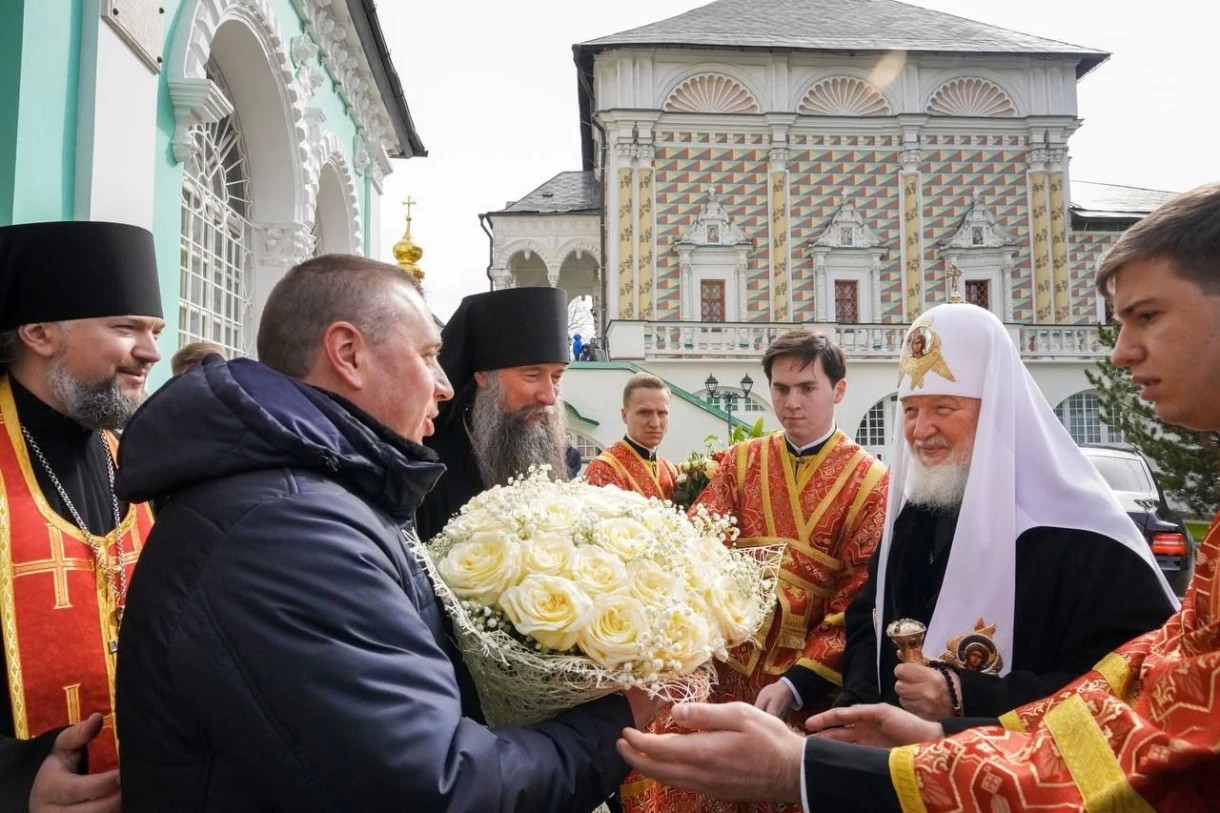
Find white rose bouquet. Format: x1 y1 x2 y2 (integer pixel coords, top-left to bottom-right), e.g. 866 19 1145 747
411 467 780 725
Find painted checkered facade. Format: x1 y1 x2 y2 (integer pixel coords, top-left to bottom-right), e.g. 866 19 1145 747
654 134 771 321
1070 231 1119 321
920 135 1034 322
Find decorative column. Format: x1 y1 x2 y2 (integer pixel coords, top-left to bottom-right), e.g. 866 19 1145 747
898 134 924 320
769 144 791 322
636 143 655 320
1027 147 1053 323
615 141 636 319
1048 147 1071 323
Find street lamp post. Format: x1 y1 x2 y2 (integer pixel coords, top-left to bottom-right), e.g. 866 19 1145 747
705 373 756 441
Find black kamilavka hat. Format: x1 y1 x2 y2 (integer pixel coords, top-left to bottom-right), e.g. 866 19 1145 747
0 221 163 330
436 287 570 427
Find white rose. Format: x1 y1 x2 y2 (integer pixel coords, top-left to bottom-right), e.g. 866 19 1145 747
533 496 582 532
521 532 577 576
594 517 654 560
626 558 682 608
588 488 648 517
437 533 523 605
707 575 763 646
499 574 593 651
570 545 629 597
656 607 713 676
683 558 718 594
577 595 648 670
638 508 677 535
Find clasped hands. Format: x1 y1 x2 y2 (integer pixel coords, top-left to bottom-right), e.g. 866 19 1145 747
616 697 945 803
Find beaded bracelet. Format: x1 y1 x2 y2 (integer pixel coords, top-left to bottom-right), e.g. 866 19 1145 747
931 661 963 717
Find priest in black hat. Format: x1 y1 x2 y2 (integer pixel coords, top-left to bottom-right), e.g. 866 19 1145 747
416 287 572 542
0 221 164 812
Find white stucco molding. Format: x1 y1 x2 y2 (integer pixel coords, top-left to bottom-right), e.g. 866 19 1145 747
494 239 554 274
167 0 312 221
555 239 601 266
251 221 316 267
292 0 398 181
166 77 234 164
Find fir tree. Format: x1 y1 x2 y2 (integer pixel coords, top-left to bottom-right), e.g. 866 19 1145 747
1086 322 1220 517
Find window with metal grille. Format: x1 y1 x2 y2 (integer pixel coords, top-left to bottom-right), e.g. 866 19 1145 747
700 279 726 322
835 280 859 323
855 397 890 448
178 63 252 358
965 279 990 311
572 433 604 463
1054 392 1125 445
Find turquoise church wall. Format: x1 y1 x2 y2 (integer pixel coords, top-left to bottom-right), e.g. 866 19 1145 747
0 0 83 224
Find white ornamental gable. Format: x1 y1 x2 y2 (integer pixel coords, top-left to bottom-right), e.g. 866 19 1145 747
677 195 752 247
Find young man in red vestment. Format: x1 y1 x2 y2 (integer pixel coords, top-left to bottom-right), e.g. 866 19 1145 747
0 221 164 813
622 330 888 813
617 182 1220 811
584 374 679 501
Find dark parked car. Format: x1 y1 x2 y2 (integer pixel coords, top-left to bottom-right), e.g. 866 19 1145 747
1081 444 1194 596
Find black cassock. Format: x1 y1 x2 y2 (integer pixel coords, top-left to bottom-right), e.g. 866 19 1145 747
1 378 128 807
838 503 1176 716
793 503 1176 813
415 407 484 544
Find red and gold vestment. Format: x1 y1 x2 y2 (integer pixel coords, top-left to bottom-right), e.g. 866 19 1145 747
893 515 1220 812
624 430 887 813
0 377 153 772
583 440 679 502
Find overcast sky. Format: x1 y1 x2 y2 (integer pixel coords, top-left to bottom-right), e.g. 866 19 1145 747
374 0 1220 321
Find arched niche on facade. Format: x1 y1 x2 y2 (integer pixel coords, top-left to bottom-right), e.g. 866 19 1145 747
315 161 357 255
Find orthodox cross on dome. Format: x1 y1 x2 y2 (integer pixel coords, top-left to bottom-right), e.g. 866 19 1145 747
393 197 424 282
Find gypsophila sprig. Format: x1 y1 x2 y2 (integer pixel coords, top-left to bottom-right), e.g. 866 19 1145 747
411 466 779 725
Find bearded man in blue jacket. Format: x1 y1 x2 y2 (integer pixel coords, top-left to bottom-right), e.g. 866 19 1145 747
113 255 653 811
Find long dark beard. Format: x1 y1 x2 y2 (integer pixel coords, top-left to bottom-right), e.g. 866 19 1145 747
47 355 145 430
469 376 568 488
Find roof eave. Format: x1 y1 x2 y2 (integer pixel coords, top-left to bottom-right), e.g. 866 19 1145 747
577 39 1109 80
345 0 427 158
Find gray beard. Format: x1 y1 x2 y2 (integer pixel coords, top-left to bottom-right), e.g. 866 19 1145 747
469 378 568 488
47 356 144 431
904 452 970 511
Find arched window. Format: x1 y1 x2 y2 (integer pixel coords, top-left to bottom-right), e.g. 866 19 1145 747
855 394 897 462
572 433 604 463
179 62 252 357
1054 391 1125 446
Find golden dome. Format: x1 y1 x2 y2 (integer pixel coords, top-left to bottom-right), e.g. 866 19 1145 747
393 197 424 282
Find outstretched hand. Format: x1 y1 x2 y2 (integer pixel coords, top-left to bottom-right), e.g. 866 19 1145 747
617 702 804 803
805 703 944 748
29 713 121 813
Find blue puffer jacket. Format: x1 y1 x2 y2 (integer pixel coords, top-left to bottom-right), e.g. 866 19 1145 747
114 358 631 812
